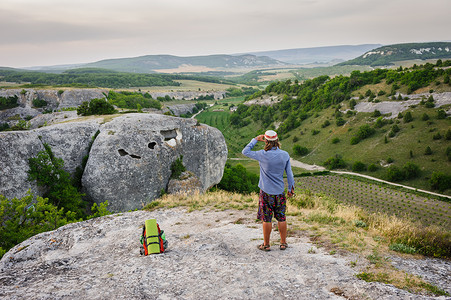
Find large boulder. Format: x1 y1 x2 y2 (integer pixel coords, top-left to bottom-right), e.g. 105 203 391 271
0 121 101 200
82 113 227 212
0 131 44 199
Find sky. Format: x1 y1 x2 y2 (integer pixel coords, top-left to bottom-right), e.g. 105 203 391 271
1 0 450 68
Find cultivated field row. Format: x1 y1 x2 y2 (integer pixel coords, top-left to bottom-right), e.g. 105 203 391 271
295 175 451 229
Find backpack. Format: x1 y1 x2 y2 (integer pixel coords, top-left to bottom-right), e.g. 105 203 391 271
140 218 168 255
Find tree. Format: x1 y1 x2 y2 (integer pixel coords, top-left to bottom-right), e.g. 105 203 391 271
403 111 413 123
424 146 432 155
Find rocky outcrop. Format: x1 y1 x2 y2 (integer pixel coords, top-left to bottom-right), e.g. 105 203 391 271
82 113 227 212
0 113 227 211
167 171 203 195
0 88 107 112
1 208 448 299
165 103 196 116
0 121 101 200
149 91 225 100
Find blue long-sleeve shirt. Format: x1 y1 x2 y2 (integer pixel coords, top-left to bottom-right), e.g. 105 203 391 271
242 138 295 195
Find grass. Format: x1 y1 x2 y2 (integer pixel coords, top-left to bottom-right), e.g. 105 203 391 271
143 188 450 296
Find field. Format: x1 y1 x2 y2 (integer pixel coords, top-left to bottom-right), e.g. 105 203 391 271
296 175 451 229
196 109 258 155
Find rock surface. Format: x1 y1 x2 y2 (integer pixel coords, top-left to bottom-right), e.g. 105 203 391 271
0 121 101 200
149 91 225 100
165 103 196 116
0 208 448 300
167 171 203 195
0 113 227 212
0 88 107 111
82 113 227 212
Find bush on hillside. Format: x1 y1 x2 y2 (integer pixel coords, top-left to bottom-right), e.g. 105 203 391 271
352 161 367 172
324 155 347 170
429 172 451 192
350 124 375 145
293 145 309 156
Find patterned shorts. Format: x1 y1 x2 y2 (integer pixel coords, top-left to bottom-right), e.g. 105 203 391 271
257 190 287 222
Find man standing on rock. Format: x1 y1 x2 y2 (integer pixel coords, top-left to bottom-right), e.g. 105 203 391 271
242 130 295 251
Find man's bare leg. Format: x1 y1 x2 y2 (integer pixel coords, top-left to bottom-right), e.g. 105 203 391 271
278 221 287 245
262 222 272 246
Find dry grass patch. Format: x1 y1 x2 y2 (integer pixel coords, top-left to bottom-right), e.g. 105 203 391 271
144 189 449 296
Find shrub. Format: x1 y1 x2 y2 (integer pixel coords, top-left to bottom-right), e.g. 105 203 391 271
217 163 259 194
321 120 331 128
421 113 429 121
446 129 451 140
437 109 446 119
403 162 421 179
385 166 405 182
293 145 309 156
292 136 298 143
324 155 347 170
336 118 346 126
372 110 381 117
386 157 394 164
0 192 110 259
424 146 432 155
368 164 378 172
311 129 320 135
433 132 442 140
425 101 435 108
28 143 86 217
0 95 19 110
374 117 386 128
0 122 10 131
77 98 116 116
170 156 186 179
331 137 340 144
352 161 367 172
429 172 451 191
32 98 48 108
446 147 451 161
350 124 376 145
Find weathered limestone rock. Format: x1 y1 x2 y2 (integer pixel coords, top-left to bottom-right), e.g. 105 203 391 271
0 106 41 125
167 171 203 195
0 131 44 199
0 88 107 111
149 91 225 100
166 103 196 116
82 113 227 212
1 208 449 299
0 121 101 199
36 121 101 174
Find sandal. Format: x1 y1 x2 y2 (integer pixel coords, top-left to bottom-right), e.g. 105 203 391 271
280 243 288 250
257 244 271 251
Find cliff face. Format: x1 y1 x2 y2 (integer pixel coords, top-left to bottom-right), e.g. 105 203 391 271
0 113 227 212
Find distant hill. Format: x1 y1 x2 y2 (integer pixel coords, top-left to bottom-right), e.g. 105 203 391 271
83 54 287 73
245 44 381 64
339 42 451 66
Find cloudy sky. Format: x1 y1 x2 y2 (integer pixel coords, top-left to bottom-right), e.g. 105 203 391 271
1 0 450 68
